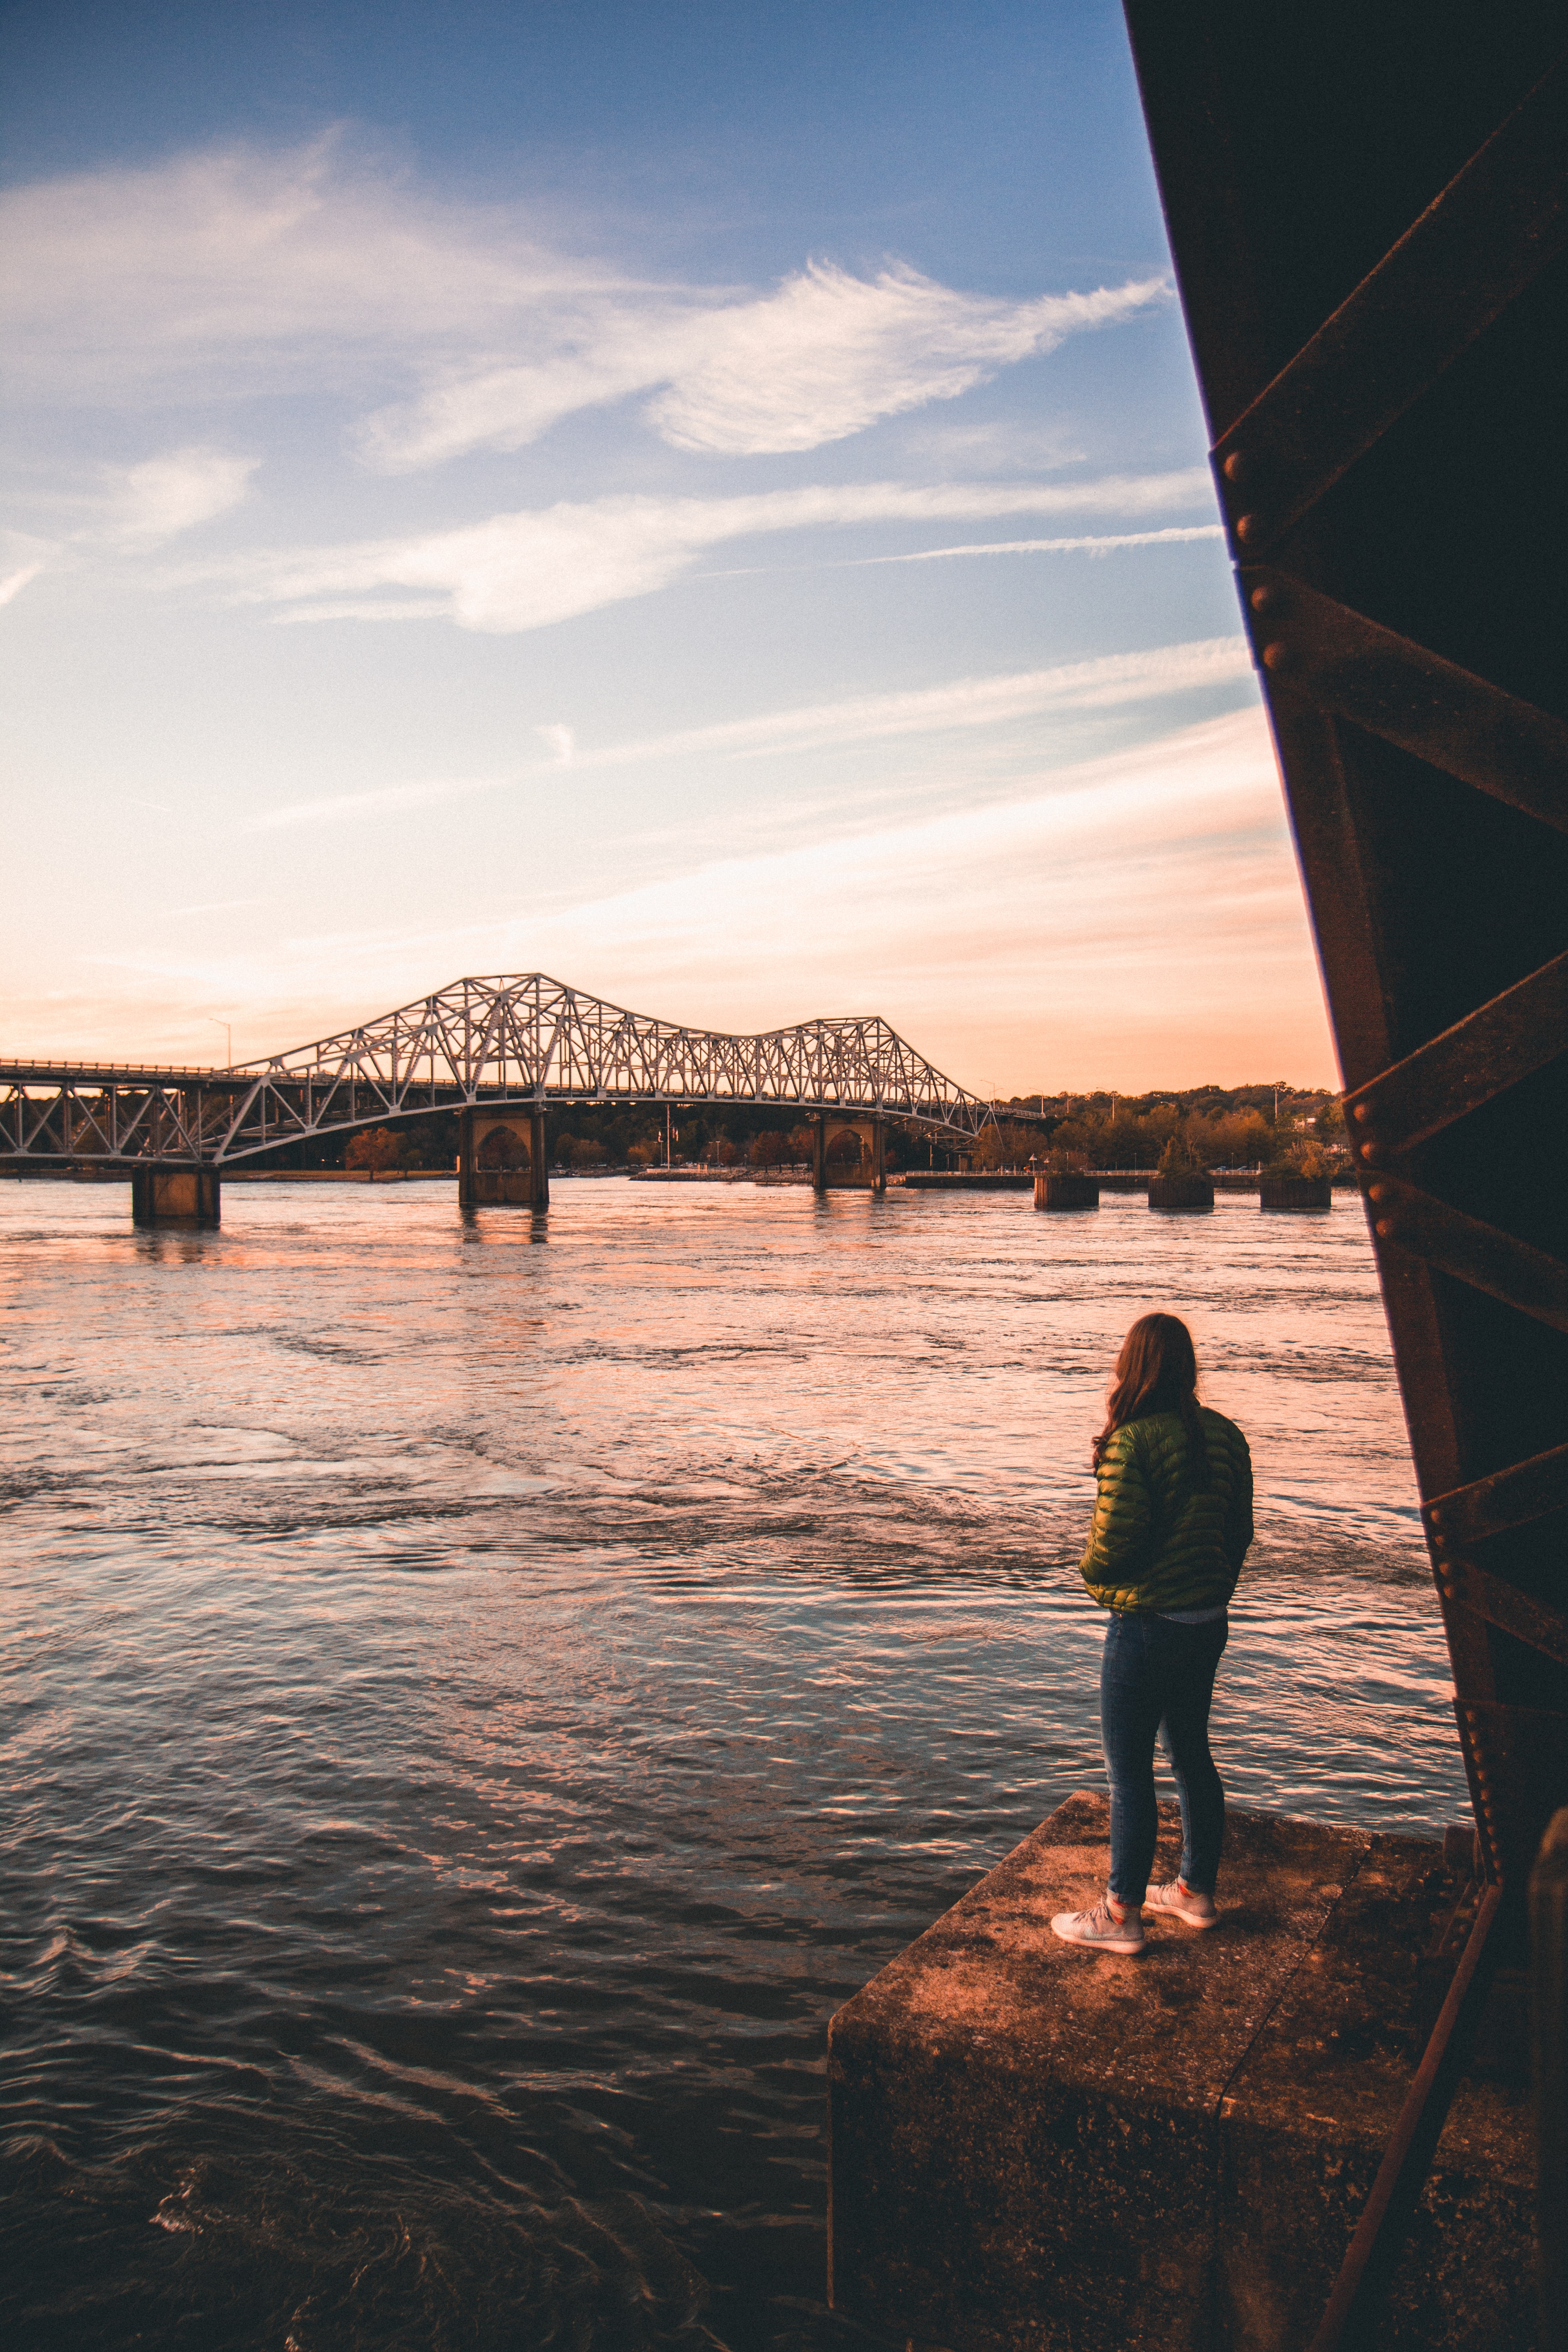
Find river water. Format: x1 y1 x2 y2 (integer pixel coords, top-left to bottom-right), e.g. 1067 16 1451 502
0 1177 1462 2352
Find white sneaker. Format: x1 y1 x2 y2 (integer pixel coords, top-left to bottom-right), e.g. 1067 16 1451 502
1142 1879 1218 1930
1049 1898 1146 1956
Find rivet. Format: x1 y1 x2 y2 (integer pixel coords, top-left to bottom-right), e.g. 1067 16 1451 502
1352 1102 1372 1122
1236 514 1262 544
1222 451 1248 485
1249 583 1278 614
1262 641 1290 671
1360 1142 1379 1162
1375 1218 1398 1240
1367 1183 1388 1203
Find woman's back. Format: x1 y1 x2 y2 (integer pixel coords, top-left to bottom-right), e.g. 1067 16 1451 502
1079 1406 1253 1616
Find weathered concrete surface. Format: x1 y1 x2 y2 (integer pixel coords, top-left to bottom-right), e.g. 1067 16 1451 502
1147 1175 1215 1210
1035 1175 1101 1210
827 1791 1532 2352
130 1167 220 1225
1215 1834 1531 2351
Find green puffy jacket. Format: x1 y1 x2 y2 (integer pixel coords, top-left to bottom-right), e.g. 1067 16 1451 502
1079 1407 1253 1614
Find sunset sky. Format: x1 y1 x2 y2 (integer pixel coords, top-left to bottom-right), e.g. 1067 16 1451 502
0 0 1336 1091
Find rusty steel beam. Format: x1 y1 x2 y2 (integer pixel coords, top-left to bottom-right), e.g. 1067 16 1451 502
1214 55 1568 554
1461 1705 1568 1887
1345 949 1568 1156
1431 1560 1568 1670
1241 569 1568 828
1365 1176 1568 1334
1307 1883 1503 2352
1426 1440 1568 1548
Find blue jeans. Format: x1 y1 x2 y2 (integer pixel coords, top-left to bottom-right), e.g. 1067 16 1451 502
1100 1611 1229 1902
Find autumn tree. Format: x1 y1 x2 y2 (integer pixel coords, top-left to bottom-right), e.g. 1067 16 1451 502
346 1127 407 1171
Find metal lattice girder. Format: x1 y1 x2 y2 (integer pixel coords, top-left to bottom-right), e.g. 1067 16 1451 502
0 975 1008 1165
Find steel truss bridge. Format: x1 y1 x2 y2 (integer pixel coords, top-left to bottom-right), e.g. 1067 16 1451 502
0 974 1009 1168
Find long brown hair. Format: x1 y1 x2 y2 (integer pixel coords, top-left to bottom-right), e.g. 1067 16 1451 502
1092 1312 1210 1483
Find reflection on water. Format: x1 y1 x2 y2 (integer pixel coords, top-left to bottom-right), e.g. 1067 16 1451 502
0 1180 1460 2350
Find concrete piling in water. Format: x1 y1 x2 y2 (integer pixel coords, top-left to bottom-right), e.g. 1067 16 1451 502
131 1169 220 1226
1147 1174 1215 1211
458 1107 549 1210
813 1115 885 1191
1034 1174 1100 1210
1259 1174 1333 1210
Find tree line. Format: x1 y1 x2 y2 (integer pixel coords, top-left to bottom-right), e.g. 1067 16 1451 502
229 1081 1347 1176
981 1084 1346 1176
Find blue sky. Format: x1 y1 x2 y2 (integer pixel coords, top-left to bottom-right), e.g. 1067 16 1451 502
0 0 1334 1088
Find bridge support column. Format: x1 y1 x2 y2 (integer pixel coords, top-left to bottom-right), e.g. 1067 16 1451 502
530 1111 549 1211
458 1108 548 1210
458 1108 476 1209
818 1116 884 1191
132 1168 220 1226
813 1115 827 1193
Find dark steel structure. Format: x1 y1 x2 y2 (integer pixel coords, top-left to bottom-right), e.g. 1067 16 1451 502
1123 5 1565 2335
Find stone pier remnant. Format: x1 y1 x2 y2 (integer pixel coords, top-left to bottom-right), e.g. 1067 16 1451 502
1147 1173 1215 1210
131 1168 220 1226
458 1107 548 1209
1034 1173 1101 1210
812 1115 886 1193
828 1791 1531 2352
1260 1174 1333 1211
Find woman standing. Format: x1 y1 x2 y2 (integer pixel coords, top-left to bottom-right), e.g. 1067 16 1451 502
1051 1313 1253 1958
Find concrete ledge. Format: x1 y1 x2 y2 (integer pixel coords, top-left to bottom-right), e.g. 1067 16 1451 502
827 1792 1532 2352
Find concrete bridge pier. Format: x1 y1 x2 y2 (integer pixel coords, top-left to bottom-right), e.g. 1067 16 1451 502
459 1108 548 1209
813 1116 886 1193
132 1168 220 1226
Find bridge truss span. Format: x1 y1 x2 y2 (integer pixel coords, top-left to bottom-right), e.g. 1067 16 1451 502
1 974 1007 1166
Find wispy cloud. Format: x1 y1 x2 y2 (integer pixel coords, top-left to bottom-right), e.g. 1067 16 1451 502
107 446 259 542
574 637 1254 769
0 136 642 402
2 138 1167 470
843 524 1225 567
55 711 1329 1088
167 895 265 915
488 709 1324 1085
363 262 1170 468
243 774 507 834
234 636 1254 833
649 269 1168 458
0 564 43 607
536 724 575 765
229 468 1215 633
